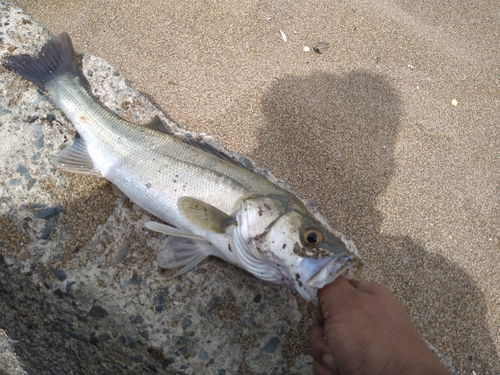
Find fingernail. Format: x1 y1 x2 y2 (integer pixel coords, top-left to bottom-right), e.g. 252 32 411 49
322 353 335 371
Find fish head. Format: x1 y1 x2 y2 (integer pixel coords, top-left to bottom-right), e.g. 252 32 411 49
237 196 362 305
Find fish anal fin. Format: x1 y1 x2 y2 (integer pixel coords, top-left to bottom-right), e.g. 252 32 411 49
177 197 233 233
51 138 102 177
110 183 124 196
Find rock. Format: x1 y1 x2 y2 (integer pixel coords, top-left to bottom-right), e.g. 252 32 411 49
51 269 66 281
34 205 63 219
261 337 281 353
112 239 129 264
88 305 109 318
40 226 53 240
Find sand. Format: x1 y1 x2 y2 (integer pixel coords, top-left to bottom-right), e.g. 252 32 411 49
6 0 500 373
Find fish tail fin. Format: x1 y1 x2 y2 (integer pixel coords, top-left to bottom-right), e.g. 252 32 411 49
3 32 80 91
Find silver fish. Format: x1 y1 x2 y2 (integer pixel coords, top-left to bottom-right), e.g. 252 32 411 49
3 33 362 305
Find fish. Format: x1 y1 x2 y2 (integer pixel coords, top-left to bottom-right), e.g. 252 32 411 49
3 32 362 306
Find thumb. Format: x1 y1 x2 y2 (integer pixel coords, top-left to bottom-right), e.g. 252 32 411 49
318 276 358 317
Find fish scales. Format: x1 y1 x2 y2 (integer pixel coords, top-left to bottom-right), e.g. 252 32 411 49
49 72 284 226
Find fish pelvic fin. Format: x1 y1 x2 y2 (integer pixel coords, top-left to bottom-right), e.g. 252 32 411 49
157 237 217 278
177 197 234 233
2 32 82 92
51 137 102 177
145 221 216 278
145 221 206 240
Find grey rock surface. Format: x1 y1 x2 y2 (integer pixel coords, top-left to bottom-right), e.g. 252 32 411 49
0 3 314 374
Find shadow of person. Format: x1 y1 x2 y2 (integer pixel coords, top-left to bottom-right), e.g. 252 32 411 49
256 71 498 374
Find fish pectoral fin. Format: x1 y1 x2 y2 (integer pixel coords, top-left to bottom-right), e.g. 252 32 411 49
143 115 171 135
145 221 206 240
51 138 102 177
157 237 217 278
177 197 234 233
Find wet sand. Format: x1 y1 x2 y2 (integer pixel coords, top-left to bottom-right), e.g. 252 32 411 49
8 0 500 373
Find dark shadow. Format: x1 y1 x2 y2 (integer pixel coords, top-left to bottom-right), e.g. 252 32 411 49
257 71 498 374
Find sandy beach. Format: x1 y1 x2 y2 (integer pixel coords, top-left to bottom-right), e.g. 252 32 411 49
3 0 500 373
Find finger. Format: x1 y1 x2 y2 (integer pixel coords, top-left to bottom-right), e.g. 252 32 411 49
347 278 364 288
309 325 328 361
317 276 357 313
350 278 392 296
308 302 324 326
313 359 335 375
319 275 355 296
309 325 337 373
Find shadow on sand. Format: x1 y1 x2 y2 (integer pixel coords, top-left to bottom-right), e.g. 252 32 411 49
257 71 498 374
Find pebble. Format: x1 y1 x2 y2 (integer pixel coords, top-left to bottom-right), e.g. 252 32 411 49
16 164 29 178
131 315 144 324
34 205 63 219
40 226 53 240
88 305 109 318
30 123 44 149
45 114 56 123
129 273 141 285
75 310 87 321
65 281 76 291
30 203 46 209
26 178 36 190
198 348 208 360
9 178 22 186
52 269 67 281
131 354 143 363
112 240 129 264
26 115 38 123
261 337 280 353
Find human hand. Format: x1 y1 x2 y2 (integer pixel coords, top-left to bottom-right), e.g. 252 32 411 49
309 276 450 375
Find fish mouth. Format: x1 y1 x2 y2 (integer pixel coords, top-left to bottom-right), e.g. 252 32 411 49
306 255 362 288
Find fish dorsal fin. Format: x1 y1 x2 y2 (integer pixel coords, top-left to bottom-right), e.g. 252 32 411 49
182 138 254 170
177 197 234 233
51 138 102 177
143 115 171 135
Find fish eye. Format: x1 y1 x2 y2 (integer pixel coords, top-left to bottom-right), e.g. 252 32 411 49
303 229 323 245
